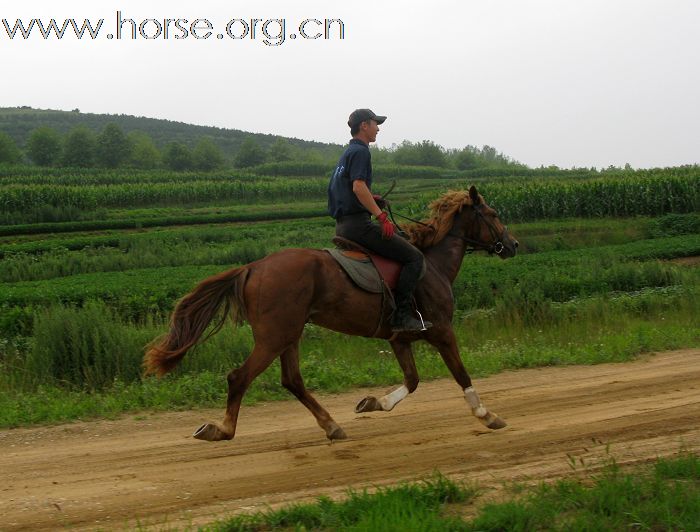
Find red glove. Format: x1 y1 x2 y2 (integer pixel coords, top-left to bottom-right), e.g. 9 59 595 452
376 212 395 239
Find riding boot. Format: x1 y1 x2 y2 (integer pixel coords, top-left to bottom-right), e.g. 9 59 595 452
390 295 432 332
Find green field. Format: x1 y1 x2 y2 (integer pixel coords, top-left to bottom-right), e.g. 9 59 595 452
0 165 698 429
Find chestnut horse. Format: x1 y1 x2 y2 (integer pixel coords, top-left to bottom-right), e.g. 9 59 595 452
144 186 519 442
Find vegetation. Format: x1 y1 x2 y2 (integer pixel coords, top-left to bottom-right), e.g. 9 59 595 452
204 452 700 531
0 113 698 429
1 268 697 427
0 131 22 164
0 106 341 166
207 473 475 531
0 107 532 172
1 167 696 227
466 452 700 531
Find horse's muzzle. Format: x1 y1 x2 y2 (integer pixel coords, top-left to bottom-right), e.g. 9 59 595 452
497 237 518 259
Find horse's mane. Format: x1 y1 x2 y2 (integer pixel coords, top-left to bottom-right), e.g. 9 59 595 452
403 190 475 249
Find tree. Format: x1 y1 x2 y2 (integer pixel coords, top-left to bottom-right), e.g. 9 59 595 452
393 140 447 167
453 146 480 170
234 138 266 168
0 132 22 164
61 126 96 167
163 142 193 171
268 137 293 163
192 137 225 171
128 131 160 169
27 126 62 166
481 145 498 163
96 123 131 168
369 145 393 165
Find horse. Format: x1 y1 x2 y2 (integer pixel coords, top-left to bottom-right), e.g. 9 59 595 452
144 186 519 442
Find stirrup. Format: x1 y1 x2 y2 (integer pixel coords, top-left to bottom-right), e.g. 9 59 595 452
415 309 431 331
391 313 432 332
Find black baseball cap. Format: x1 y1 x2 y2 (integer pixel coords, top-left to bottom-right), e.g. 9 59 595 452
348 109 387 128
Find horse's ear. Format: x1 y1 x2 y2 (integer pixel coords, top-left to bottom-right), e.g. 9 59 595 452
469 185 481 205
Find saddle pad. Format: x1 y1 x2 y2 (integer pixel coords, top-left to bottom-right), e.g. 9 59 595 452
326 248 384 293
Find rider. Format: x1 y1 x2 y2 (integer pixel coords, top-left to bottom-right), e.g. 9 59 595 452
328 109 431 332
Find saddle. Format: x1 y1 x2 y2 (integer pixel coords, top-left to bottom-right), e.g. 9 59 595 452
326 236 401 293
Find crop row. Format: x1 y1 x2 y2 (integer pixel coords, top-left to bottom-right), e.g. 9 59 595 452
0 204 327 237
0 178 329 213
472 174 699 221
4 173 695 224
0 166 258 186
1 234 697 336
5 213 699 284
0 163 457 185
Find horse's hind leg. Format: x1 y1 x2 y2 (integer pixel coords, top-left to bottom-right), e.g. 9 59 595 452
355 340 419 413
427 327 506 430
281 342 347 440
193 343 280 442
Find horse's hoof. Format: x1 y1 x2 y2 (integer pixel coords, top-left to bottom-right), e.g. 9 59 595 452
193 423 231 441
355 396 382 413
326 423 348 440
486 416 507 430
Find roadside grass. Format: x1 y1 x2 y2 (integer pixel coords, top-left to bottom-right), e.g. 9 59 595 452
0 285 697 428
1 211 698 428
202 453 700 531
466 452 700 531
204 472 477 532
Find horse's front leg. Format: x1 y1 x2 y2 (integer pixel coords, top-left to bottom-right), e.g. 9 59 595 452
355 340 418 413
426 327 506 430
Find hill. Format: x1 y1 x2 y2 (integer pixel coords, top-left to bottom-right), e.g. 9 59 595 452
0 106 343 163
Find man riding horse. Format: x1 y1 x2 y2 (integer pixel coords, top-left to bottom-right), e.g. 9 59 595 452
328 109 431 332
145 113 520 443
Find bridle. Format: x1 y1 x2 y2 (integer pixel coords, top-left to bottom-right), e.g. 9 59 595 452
446 204 510 255
387 202 510 255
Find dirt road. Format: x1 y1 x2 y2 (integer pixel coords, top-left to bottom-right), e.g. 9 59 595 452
2 349 699 530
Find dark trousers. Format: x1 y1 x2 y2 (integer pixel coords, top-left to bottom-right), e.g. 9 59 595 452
335 212 425 301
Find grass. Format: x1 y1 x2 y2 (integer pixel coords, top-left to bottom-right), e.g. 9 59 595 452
0 215 646 285
0 203 328 236
201 452 700 531
466 452 700 531
0 285 697 428
205 472 477 532
1 202 699 428
1 233 697 335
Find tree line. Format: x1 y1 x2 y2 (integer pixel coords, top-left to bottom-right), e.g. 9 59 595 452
0 122 523 172
0 123 304 171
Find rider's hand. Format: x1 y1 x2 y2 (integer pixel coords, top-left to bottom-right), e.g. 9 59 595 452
376 212 395 239
372 194 388 210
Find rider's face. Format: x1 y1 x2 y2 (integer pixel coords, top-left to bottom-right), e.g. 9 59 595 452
362 119 380 143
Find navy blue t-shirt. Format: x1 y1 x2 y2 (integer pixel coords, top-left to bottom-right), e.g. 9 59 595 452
327 139 372 219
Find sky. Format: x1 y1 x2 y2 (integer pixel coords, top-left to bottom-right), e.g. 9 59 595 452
2 0 698 169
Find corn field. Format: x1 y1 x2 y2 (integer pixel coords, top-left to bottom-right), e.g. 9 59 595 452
0 178 329 211
469 174 698 222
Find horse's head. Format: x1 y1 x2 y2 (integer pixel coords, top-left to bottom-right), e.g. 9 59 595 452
465 185 519 259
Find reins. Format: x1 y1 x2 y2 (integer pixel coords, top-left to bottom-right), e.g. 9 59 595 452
378 183 507 256
379 180 434 235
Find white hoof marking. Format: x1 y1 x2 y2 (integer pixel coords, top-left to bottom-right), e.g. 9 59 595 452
464 386 489 419
378 385 409 411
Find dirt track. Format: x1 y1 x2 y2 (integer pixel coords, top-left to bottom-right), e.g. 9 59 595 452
2 349 699 530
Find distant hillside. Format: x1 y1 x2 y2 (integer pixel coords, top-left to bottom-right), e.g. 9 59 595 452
0 106 343 164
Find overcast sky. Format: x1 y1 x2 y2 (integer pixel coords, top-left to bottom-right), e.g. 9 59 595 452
2 0 698 168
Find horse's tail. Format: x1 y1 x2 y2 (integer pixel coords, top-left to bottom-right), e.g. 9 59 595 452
143 267 250 377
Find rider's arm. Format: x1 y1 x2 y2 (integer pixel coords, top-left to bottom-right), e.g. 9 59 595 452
352 179 382 217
